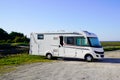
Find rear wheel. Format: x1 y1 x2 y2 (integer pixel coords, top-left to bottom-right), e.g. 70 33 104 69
85 55 93 62
46 53 52 59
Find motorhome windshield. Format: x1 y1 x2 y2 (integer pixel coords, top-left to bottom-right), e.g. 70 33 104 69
88 37 102 48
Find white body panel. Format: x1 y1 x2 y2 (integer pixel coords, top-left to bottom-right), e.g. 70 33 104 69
29 31 104 60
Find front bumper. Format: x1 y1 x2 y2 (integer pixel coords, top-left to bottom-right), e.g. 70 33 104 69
93 51 104 59
96 54 104 58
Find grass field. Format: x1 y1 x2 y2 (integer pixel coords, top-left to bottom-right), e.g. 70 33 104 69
0 53 52 74
101 41 120 51
0 43 52 74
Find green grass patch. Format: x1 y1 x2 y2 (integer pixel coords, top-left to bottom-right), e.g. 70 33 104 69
101 41 120 47
101 41 120 51
103 46 120 51
0 54 52 65
0 53 52 74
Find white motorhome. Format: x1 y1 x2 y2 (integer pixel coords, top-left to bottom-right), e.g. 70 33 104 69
29 31 104 61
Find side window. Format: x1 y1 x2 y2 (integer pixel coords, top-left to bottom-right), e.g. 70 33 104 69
76 38 81 46
38 34 44 39
76 37 88 46
67 37 74 45
64 37 88 46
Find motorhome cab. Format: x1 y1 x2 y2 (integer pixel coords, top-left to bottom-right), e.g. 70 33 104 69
29 31 104 62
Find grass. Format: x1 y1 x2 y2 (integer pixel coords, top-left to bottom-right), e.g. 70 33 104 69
0 43 51 74
101 41 120 51
103 46 120 51
0 54 51 65
0 53 52 74
101 41 120 47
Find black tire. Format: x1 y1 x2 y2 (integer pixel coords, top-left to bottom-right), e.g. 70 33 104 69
85 55 93 62
46 53 52 59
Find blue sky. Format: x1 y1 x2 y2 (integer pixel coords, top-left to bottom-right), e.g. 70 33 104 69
0 0 120 41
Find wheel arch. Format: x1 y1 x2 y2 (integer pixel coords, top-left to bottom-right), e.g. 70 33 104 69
45 50 53 56
84 53 93 59
46 53 52 57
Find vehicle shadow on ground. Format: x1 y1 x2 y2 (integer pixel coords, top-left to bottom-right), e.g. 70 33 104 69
56 58 85 62
56 57 120 64
97 58 120 63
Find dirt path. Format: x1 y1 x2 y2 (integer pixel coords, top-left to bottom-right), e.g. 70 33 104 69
0 50 120 80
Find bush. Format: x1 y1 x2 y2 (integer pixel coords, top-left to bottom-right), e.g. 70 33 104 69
11 43 29 46
6 39 12 43
0 40 6 43
0 43 14 49
0 28 30 43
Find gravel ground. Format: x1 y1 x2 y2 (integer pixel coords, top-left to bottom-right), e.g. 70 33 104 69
0 50 120 80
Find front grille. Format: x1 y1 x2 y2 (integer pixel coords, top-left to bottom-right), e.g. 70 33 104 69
94 51 104 54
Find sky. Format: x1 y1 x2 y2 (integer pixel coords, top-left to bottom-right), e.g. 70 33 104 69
0 0 120 41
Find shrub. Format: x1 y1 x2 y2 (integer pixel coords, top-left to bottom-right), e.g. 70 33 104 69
0 43 14 49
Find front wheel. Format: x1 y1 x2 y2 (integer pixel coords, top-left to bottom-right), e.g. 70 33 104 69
85 55 93 62
46 53 52 59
